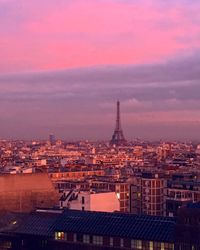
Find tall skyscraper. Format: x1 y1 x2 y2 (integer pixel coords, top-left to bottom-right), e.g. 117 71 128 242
49 134 56 145
110 101 126 146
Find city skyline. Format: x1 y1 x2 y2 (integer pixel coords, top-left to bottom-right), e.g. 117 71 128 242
0 0 200 140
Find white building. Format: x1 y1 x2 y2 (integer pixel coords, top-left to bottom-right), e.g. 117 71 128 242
60 190 120 212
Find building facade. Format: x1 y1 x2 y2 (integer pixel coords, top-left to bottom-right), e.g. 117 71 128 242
166 180 200 217
0 173 59 212
59 190 120 212
130 172 166 216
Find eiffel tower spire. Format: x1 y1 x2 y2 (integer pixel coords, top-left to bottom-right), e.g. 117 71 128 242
110 101 126 146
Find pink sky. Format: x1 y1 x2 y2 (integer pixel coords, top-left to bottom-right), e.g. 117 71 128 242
0 0 200 73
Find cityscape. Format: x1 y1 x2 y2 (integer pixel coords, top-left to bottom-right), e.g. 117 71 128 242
0 101 199 249
0 0 200 250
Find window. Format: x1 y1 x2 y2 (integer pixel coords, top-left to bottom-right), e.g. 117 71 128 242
93 236 103 245
164 243 174 250
83 235 90 244
154 242 161 249
55 232 65 240
110 237 113 247
77 234 83 242
120 239 124 247
149 241 153 250
82 196 85 204
131 240 142 249
41 240 47 248
73 233 77 242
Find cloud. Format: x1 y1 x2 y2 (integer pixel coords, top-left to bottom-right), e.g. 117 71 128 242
0 0 200 72
1 52 200 103
0 53 200 117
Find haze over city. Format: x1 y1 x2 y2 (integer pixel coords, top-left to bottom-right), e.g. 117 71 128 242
1 0 200 140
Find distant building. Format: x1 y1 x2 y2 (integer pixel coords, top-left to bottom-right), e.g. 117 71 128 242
49 170 104 182
49 134 56 145
55 180 90 191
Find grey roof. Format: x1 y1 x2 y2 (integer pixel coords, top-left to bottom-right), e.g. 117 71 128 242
0 212 60 237
55 210 176 242
2 210 176 242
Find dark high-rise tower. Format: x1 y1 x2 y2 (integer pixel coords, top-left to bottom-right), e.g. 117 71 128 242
49 134 56 145
110 101 126 146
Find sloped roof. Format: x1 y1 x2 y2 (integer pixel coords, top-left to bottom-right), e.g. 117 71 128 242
1 210 176 242
55 210 176 242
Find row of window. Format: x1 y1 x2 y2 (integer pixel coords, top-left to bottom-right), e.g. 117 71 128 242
51 171 103 179
55 232 174 250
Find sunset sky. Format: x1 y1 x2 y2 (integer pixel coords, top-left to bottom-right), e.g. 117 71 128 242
0 0 200 140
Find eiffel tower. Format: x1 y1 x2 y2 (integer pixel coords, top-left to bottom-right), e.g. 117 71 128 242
110 101 126 146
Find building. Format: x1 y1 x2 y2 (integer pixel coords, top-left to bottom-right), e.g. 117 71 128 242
91 180 130 212
0 209 175 250
56 178 130 212
0 203 199 250
0 173 59 212
55 180 90 191
59 190 120 212
175 203 200 249
49 170 105 182
166 180 200 217
49 134 56 145
130 172 166 216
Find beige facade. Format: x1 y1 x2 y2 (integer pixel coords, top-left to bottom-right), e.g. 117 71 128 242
0 173 59 212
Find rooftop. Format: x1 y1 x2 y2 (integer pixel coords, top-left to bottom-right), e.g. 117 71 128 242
0 210 176 242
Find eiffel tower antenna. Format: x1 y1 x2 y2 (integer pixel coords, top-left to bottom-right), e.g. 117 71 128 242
110 100 126 146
